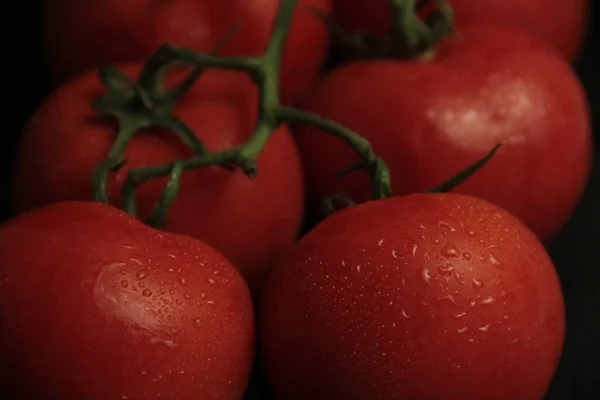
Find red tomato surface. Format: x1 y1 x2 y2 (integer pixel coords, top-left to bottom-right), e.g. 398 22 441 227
297 24 591 242
42 0 332 105
260 193 565 400
13 64 305 294
334 0 588 60
0 201 255 400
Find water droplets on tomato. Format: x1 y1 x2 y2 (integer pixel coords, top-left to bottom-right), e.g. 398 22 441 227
121 280 129 288
141 289 152 297
440 244 459 258
136 269 149 280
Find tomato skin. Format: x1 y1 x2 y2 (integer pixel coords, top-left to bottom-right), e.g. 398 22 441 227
0 201 255 400
42 0 332 105
260 193 565 400
13 64 305 293
334 0 588 60
296 24 591 242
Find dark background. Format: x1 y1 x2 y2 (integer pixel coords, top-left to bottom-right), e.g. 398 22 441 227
1 2 599 399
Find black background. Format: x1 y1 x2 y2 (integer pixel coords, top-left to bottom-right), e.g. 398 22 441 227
1 2 599 399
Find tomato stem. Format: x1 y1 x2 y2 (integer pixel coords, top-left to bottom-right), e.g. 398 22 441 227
388 0 454 57
427 142 504 194
90 0 395 226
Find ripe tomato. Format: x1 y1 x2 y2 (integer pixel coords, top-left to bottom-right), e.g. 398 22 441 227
42 0 332 105
13 63 305 294
0 201 255 400
260 193 565 400
334 0 588 60
296 24 591 242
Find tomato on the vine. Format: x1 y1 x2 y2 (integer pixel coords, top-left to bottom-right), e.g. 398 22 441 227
0 201 255 400
42 0 332 105
334 0 588 60
260 193 565 400
13 63 305 293
297 24 591 242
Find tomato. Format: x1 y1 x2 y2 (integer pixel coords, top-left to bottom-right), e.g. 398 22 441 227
296 24 591 242
13 63 305 294
42 0 332 105
334 0 588 60
0 201 255 400
260 193 565 400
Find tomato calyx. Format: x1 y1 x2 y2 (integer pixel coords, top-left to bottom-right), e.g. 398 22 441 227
316 0 455 60
92 0 393 228
323 142 503 216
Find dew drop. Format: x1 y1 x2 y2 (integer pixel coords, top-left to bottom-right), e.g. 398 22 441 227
421 268 431 285
472 278 484 289
356 265 362 273
142 289 152 297
478 324 491 332
206 278 216 285
392 250 399 259
193 318 202 327
440 244 459 258
457 327 468 334
453 271 465 284
454 312 467 318
462 252 472 261
158 288 166 295
179 277 187 286
437 264 455 275
121 280 129 288
184 293 192 300
489 254 502 269
401 309 410 318
136 270 150 280
412 244 418 257
378 239 384 246
467 230 476 237
481 296 496 305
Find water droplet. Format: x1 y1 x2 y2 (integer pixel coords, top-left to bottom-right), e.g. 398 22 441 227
437 294 457 305
142 289 152 297
167 268 175 273
392 250 399 259
454 312 467 318
402 309 410 318
478 324 491 332
120 269 127 275
453 271 465 284
441 244 459 258
179 277 187 286
432 238 441 245
481 296 496 305
467 230 476 237
167 254 177 259
158 288 166 295
206 278 216 285
462 252 472 261
341 260 346 267
438 221 456 232
457 327 468 334
136 270 149 280
200 293 207 300
121 280 129 288
421 268 431 285
489 254 502 269
193 318 202 327
472 278 484 289
437 264 455 275
504 315 510 320
184 293 192 300
412 244 418 257
356 265 362 273
378 239 384 246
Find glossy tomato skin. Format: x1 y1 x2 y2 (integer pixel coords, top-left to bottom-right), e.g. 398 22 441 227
334 0 588 60
42 0 332 105
260 193 565 400
0 201 255 400
297 24 591 242
13 64 305 294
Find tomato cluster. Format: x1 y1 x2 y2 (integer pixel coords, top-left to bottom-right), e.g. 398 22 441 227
0 0 592 399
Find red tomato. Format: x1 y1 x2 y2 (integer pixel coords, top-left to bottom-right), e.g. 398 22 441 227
334 0 588 60
296 24 591 242
0 201 255 400
13 64 305 294
42 0 332 105
260 193 565 400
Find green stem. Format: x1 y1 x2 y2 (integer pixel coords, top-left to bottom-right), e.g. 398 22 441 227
95 0 497 229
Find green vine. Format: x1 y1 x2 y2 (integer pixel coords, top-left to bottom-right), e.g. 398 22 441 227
92 0 499 226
